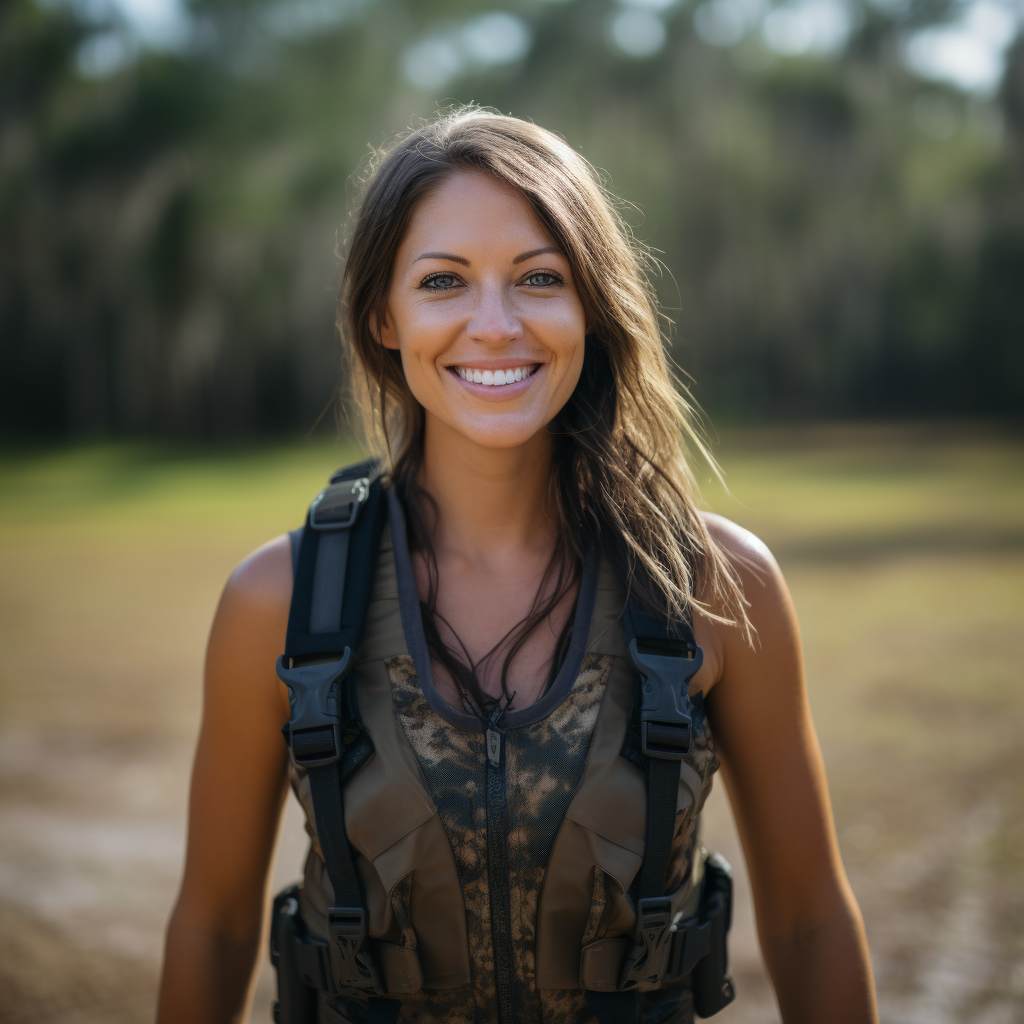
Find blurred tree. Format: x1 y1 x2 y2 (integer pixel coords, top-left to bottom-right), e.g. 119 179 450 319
0 0 1019 438
965 32 1024 413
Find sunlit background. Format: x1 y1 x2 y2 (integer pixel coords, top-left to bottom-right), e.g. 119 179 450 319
1 1 1023 1022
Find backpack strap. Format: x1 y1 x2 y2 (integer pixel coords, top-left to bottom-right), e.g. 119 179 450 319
617 597 703 995
276 459 391 998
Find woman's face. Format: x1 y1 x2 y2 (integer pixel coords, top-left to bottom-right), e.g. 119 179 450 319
380 170 587 451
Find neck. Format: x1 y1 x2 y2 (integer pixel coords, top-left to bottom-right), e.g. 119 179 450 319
416 413 557 562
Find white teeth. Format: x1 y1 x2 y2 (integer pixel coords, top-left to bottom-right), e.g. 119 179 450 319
455 364 536 386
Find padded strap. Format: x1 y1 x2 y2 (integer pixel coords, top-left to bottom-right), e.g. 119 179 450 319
310 530 351 634
279 460 388 995
285 460 386 660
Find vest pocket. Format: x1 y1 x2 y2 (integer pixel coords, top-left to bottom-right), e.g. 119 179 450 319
372 939 424 995
578 868 633 992
368 813 472 990
578 847 705 992
535 816 642 989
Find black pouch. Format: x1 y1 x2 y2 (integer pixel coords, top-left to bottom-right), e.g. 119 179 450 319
270 885 319 1024
690 853 736 1018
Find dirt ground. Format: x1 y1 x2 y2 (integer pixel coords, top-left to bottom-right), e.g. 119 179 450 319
1 425 1022 1023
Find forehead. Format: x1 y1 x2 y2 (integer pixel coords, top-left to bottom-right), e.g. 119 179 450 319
397 169 556 261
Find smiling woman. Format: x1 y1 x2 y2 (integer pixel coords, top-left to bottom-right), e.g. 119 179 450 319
378 172 586 451
156 109 879 1024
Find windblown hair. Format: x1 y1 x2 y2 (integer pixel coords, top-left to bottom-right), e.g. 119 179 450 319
339 108 749 708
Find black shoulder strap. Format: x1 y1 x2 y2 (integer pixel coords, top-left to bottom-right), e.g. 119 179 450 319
276 459 394 1002
614 595 703 996
284 460 386 659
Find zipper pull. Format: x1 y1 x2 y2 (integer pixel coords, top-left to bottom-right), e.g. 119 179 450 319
485 692 513 769
486 724 503 768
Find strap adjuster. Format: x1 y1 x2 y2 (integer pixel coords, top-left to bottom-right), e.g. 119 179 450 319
276 650 352 767
310 478 370 531
628 638 702 760
618 896 674 991
327 906 383 993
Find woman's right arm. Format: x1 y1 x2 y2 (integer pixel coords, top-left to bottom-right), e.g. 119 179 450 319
156 536 294 1024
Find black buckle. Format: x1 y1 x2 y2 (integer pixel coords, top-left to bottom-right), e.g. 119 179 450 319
628 638 703 760
310 478 370 531
327 906 383 992
276 650 352 767
618 896 675 991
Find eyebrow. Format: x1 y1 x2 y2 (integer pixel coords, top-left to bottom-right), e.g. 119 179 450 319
412 246 564 267
514 246 563 264
413 251 470 265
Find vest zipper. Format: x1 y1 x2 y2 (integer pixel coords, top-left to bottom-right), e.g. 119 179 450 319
485 704 515 1024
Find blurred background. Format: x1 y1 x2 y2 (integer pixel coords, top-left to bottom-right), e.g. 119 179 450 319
1 0 1023 1022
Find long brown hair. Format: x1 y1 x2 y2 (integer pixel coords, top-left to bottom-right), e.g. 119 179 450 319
339 108 749 708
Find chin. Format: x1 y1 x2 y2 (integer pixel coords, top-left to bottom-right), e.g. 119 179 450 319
452 418 546 451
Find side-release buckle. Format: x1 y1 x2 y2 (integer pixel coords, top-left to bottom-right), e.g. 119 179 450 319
628 638 703 760
309 477 370 531
276 650 352 768
327 906 383 993
618 896 674 991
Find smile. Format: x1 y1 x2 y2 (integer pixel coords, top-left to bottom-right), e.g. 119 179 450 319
452 364 538 386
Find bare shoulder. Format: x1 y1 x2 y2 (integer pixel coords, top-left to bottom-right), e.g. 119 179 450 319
222 534 294 616
206 534 294 719
700 511 792 615
701 512 778 580
207 533 292 658
692 513 799 697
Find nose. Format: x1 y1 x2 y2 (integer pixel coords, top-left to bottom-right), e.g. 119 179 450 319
466 281 522 346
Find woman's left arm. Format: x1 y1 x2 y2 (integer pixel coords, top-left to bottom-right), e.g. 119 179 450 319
699 516 878 1024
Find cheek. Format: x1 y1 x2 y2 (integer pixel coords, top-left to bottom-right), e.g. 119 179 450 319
394 315 449 390
399 347 442 411
551 308 587 386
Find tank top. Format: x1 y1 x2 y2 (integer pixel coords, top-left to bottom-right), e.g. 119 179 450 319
288 488 720 1024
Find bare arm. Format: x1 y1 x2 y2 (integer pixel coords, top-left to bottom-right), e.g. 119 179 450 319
156 535 294 1024
698 516 878 1024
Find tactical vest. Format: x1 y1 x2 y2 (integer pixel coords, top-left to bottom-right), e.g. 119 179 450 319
270 464 735 1024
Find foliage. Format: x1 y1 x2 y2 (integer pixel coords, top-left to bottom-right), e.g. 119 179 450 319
1 0 1021 437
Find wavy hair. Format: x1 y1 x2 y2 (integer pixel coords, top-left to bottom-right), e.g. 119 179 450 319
339 108 749 697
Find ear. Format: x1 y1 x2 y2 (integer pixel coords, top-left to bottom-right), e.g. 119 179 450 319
374 309 401 351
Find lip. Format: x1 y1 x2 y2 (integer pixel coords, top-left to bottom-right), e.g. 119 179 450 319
446 362 543 399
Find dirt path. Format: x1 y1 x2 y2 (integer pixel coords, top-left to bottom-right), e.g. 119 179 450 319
2 434 1022 1023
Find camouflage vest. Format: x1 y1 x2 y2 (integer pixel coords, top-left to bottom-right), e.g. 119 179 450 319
288 488 720 1024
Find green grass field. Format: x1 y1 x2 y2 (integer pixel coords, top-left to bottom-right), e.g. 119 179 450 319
1 425 1022 1023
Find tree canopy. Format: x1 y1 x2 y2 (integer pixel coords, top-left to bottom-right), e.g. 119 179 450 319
2 0 1021 436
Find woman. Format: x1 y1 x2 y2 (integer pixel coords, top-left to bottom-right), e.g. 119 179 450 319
156 109 878 1024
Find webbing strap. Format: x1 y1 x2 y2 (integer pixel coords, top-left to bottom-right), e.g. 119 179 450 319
621 596 698 900
585 989 639 1024
639 758 682 901
279 460 387 995
306 759 363 909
